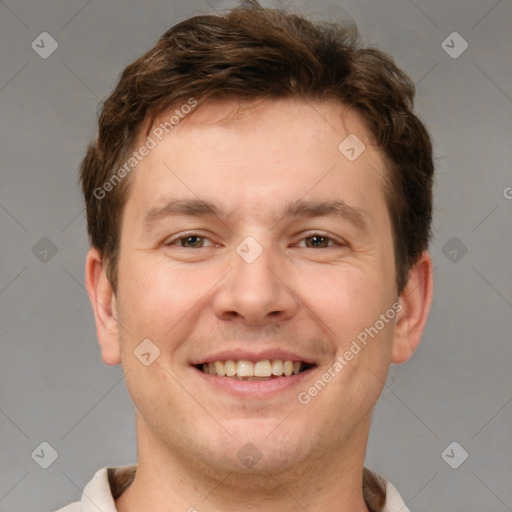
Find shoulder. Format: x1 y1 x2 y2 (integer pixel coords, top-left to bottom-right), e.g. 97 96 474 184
382 479 410 512
380 473 410 512
364 466 410 512
52 464 137 512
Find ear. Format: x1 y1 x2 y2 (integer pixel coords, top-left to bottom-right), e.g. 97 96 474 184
85 247 121 365
391 250 433 364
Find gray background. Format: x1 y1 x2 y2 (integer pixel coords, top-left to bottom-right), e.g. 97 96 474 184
0 0 511 510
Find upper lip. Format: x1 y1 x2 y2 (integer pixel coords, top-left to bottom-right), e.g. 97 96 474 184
190 349 316 366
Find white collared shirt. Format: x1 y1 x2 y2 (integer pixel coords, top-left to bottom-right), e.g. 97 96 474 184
55 465 410 512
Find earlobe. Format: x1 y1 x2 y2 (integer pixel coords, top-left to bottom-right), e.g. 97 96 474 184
85 248 122 365
391 251 433 364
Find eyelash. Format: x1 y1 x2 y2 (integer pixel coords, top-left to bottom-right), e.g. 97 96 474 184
164 231 344 249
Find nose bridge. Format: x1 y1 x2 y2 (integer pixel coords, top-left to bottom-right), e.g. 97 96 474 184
213 234 298 323
235 234 278 291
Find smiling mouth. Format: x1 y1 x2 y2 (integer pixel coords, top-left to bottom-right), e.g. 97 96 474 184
194 359 315 380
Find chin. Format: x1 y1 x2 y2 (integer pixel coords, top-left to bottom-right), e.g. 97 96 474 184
195 423 314 476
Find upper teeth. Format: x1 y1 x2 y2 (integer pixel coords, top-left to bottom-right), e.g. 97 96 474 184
201 359 302 377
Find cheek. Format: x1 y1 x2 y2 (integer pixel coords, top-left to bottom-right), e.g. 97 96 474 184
299 263 386 339
299 262 395 392
117 255 219 340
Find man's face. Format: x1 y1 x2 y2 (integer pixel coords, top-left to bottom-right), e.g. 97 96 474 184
113 98 399 475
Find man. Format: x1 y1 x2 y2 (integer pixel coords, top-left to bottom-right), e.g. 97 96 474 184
57 1 434 510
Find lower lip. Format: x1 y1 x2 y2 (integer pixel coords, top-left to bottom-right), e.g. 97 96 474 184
192 366 315 398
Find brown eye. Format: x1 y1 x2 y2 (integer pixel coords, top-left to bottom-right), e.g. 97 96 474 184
180 235 204 248
303 234 333 248
165 233 214 248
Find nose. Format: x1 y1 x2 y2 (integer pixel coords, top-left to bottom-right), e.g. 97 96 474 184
212 238 299 326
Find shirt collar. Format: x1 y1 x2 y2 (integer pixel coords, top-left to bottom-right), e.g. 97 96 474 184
79 465 409 512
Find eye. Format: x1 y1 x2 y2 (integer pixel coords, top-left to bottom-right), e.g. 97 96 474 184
164 233 215 248
296 233 341 249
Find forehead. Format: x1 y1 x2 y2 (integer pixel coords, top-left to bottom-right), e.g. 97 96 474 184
125 98 389 230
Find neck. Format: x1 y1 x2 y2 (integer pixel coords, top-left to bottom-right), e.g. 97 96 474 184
115 416 373 512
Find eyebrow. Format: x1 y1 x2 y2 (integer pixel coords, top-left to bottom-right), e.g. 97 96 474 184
141 197 370 233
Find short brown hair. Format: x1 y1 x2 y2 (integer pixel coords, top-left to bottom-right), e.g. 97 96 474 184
80 0 434 296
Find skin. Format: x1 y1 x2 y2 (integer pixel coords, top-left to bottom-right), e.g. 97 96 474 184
86 98 433 512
